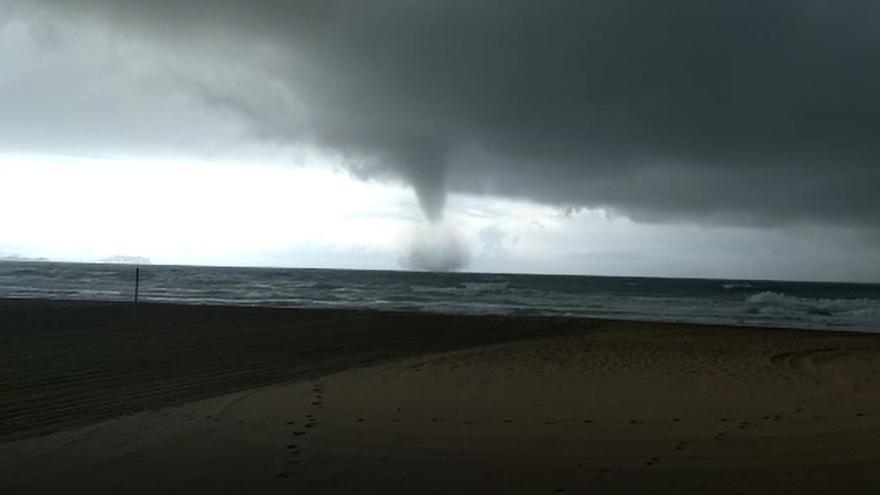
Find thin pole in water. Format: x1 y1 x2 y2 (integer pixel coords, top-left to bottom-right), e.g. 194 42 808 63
132 267 140 328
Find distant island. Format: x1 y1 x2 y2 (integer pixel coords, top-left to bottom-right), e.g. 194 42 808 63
0 254 51 262
99 256 152 265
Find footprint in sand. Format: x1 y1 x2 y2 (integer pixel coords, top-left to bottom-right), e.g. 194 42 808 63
592 468 613 481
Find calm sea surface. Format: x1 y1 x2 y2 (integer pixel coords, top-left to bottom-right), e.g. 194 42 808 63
2 262 879 332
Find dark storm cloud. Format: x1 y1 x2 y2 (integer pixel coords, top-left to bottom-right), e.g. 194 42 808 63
10 0 880 226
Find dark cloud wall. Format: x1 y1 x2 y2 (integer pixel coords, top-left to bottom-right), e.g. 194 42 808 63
10 0 880 227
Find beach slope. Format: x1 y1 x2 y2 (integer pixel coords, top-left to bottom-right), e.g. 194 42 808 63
2 301 880 494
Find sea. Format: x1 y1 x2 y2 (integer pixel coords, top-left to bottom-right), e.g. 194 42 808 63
1 261 879 332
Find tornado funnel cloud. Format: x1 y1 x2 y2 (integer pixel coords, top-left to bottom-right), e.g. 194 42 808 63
413 181 446 224
402 158 469 271
405 156 447 224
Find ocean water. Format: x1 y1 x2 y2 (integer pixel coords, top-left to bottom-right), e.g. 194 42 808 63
1 261 879 332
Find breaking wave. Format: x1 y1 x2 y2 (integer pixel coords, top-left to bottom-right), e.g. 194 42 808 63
410 281 510 295
723 282 755 290
745 291 880 322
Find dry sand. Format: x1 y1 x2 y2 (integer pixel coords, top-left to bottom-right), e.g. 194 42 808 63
3 301 880 494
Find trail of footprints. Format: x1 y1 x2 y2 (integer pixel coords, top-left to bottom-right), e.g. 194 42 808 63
276 381 325 479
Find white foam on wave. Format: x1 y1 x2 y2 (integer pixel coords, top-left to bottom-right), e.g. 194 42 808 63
745 291 880 323
410 281 510 295
462 282 510 292
723 282 755 290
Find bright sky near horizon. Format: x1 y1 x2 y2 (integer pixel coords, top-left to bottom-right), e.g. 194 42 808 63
2 152 877 282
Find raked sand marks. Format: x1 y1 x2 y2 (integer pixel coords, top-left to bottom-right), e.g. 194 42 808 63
0 299 592 441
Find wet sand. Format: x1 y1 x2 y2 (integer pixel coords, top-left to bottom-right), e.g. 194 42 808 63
3 300 880 494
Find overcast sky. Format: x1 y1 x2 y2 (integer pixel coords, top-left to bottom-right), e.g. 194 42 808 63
1 1 879 281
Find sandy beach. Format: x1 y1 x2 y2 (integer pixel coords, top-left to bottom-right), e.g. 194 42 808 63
3 300 880 494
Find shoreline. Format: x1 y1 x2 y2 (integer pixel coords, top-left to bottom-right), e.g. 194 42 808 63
2 295 877 335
